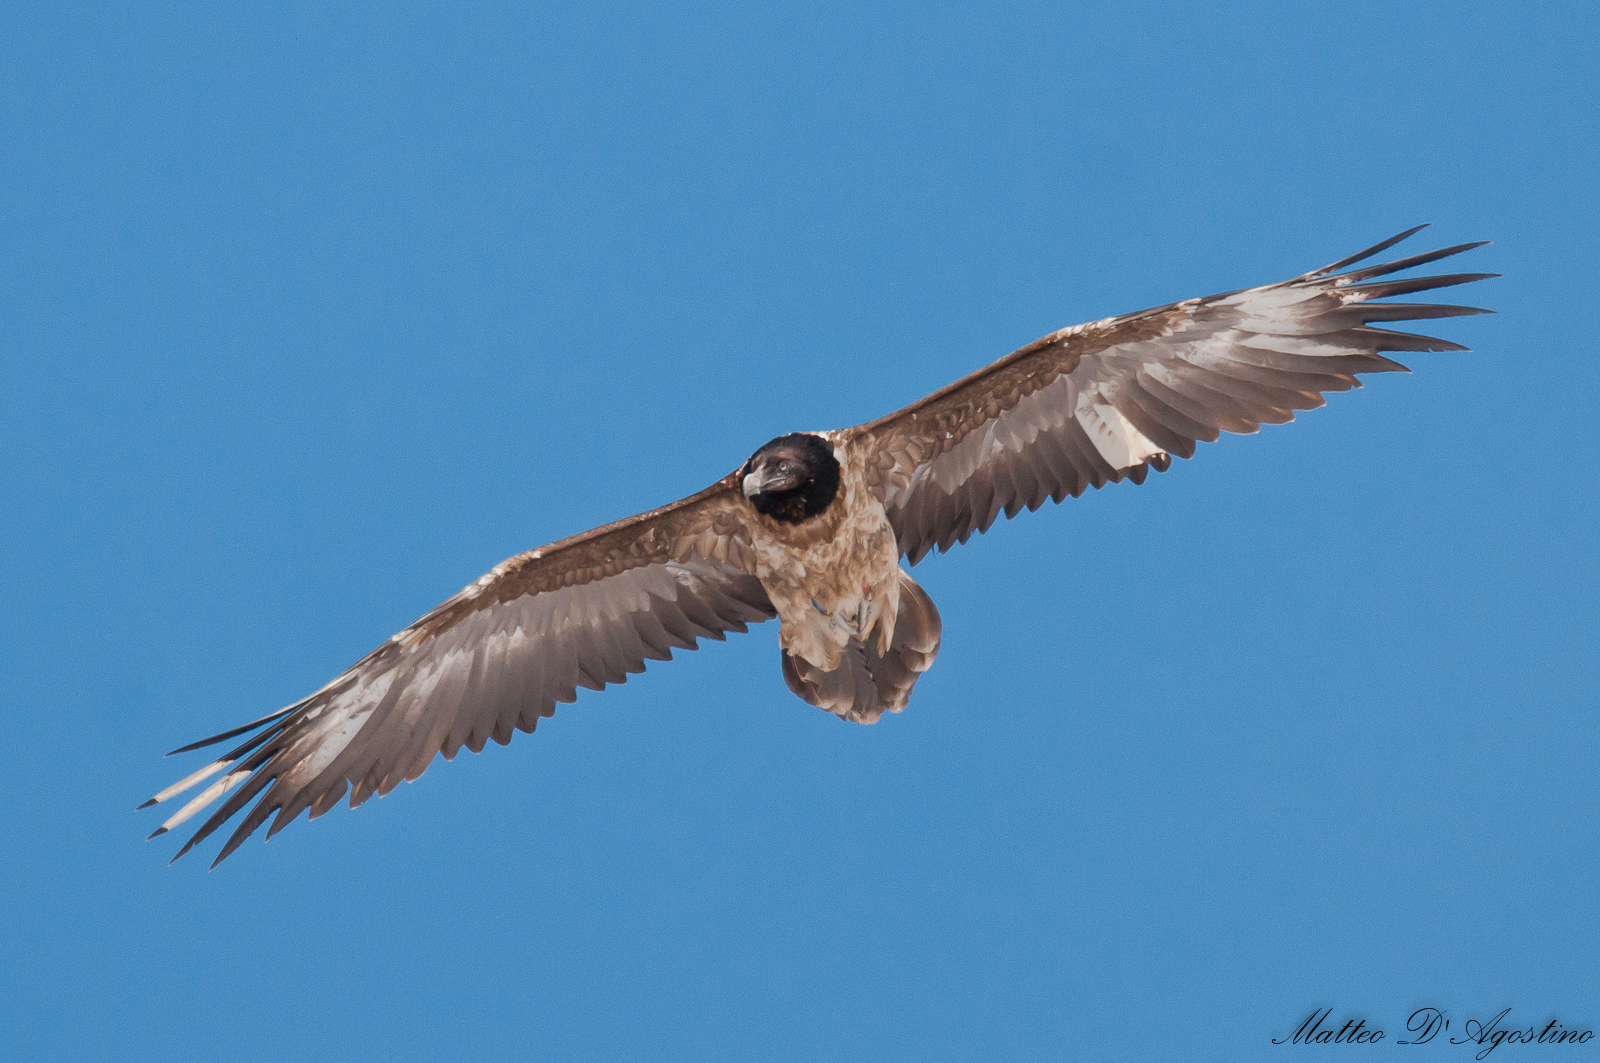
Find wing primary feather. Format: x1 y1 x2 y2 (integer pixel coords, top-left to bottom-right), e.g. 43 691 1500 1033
349 764 383 808
169 765 279 865
150 768 250 837
1332 241 1492 283
1301 225 1430 279
1339 272 1501 301
138 759 231 810
165 705 297 756
1347 302 1494 323
1222 346 1410 376
338 663 420 808
309 779 348 819
210 780 290 868
266 790 317 841
1335 327 1470 355
141 711 297 810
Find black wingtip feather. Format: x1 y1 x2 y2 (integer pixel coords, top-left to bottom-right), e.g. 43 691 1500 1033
1340 272 1502 300
165 706 296 755
209 781 289 868
1305 225 1430 278
1335 243 1493 284
136 797 157 811
172 769 278 866
1352 303 1495 324
1346 326 1471 354
146 826 168 840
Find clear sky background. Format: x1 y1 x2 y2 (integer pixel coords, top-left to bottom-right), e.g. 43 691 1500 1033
3 2 1596 1061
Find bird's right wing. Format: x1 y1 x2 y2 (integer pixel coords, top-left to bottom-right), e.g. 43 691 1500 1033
141 474 774 867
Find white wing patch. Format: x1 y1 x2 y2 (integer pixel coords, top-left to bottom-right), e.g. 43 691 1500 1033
1074 392 1166 469
157 767 250 834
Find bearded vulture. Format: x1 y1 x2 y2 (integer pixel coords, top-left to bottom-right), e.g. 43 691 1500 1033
141 226 1495 866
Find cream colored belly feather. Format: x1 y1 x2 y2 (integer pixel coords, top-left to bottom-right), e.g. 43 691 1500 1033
745 434 903 671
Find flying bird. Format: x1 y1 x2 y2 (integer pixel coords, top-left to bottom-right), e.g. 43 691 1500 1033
142 226 1495 866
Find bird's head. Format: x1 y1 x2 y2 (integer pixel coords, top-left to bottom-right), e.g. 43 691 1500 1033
740 433 842 524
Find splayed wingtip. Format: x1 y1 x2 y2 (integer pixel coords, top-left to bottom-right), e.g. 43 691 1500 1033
1304 224 1432 278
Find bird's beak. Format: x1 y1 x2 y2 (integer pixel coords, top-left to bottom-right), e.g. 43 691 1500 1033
743 464 801 499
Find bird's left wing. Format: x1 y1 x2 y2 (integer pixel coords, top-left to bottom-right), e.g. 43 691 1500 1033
141 475 773 867
843 227 1496 563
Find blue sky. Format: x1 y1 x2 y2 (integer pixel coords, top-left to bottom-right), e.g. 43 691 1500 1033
3 1 1597 1060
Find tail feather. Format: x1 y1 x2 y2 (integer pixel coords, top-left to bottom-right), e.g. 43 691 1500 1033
782 571 942 723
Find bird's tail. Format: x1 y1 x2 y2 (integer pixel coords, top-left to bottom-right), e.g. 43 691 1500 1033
781 570 942 724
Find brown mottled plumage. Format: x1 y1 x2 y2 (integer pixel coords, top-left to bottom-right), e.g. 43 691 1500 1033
142 226 1494 865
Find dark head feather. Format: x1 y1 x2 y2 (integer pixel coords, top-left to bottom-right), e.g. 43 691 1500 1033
740 433 841 524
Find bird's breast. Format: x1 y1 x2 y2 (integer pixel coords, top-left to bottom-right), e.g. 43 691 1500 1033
746 438 902 670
